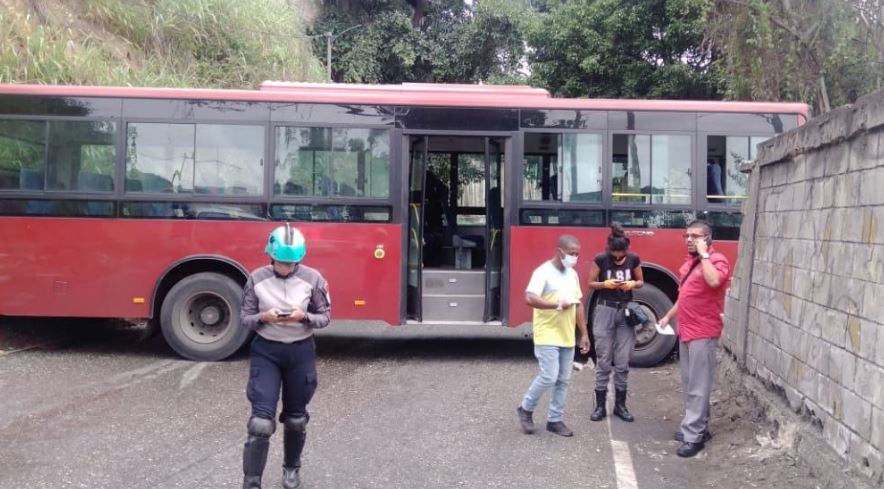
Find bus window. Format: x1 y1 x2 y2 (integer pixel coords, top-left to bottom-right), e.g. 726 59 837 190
706 135 768 204
126 123 264 196
194 125 263 196
0 119 45 191
612 134 691 205
47 121 116 193
609 209 694 229
523 132 601 203
126 123 194 194
275 127 390 198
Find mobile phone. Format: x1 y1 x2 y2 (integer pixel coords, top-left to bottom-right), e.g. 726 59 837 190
277 310 293 318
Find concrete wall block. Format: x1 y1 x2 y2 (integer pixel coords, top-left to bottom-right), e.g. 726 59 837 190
824 418 851 458
787 154 808 184
839 207 866 243
859 167 884 207
858 319 880 365
773 161 790 187
873 206 884 244
821 309 848 348
873 407 884 451
851 244 877 283
817 374 836 415
829 347 856 388
801 299 824 339
808 149 827 180
806 334 829 374
848 131 882 172
842 387 873 435
828 241 852 278
792 267 814 301
834 173 860 208
761 165 774 189
862 283 884 324
824 142 851 177
820 177 837 209
811 270 833 306
854 358 882 406
831 276 863 316
809 179 825 210
876 321 884 369
798 211 818 240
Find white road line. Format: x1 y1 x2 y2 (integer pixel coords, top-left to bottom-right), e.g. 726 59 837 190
607 402 640 489
179 362 209 389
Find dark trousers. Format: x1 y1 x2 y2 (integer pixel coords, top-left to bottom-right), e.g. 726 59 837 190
247 335 318 421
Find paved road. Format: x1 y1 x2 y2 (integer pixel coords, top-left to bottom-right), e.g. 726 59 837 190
0 319 824 489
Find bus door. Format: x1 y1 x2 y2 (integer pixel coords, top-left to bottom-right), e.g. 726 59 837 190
484 137 504 322
406 136 428 321
404 135 507 324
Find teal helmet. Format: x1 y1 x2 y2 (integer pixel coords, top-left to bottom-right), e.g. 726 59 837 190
265 223 306 263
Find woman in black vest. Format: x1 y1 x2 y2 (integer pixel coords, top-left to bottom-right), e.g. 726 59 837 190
587 223 643 422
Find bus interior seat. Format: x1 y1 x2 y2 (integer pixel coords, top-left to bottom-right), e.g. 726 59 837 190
19 168 44 190
78 172 113 192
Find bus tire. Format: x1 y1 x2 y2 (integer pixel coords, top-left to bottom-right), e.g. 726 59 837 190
160 272 250 361
629 283 677 368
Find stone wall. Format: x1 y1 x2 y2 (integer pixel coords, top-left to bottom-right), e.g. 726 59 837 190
722 90 884 483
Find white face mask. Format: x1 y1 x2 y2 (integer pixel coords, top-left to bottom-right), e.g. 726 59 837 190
561 253 578 269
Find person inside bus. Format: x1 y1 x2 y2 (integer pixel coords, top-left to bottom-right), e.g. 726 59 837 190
586 223 643 423
239 223 331 489
517 234 590 437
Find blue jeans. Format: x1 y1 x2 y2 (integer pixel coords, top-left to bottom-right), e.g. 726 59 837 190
520 345 574 422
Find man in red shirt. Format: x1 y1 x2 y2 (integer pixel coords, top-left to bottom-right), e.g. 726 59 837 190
658 220 730 458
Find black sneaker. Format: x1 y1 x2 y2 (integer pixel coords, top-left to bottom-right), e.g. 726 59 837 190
546 421 574 437
674 430 712 443
517 406 535 434
676 441 705 458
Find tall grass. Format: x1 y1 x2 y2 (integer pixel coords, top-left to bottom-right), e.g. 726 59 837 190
0 0 324 87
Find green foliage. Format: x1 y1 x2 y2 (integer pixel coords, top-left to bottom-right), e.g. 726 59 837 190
311 0 528 83
706 0 884 113
0 0 324 87
527 0 721 99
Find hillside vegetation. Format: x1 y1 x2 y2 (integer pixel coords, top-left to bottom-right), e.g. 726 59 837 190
0 0 324 87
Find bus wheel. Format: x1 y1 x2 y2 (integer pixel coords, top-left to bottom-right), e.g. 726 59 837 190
160 272 250 361
629 283 677 368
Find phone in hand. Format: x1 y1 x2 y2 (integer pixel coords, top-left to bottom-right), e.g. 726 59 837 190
277 310 293 318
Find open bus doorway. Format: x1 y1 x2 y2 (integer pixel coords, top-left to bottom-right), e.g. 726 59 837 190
406 135 504 324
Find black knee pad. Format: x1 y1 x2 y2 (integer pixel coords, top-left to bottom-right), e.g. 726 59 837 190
282 414 308 433
247 416 276 438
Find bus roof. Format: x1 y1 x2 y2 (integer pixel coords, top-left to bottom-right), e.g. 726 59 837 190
0 82 810 118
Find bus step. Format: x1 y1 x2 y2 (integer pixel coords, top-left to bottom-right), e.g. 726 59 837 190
421 294 485 322
422 269 484 295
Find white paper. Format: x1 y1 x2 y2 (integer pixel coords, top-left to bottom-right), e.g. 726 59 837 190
655 322 676 336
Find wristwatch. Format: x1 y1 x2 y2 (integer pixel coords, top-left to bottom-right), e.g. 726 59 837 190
700 252 710 260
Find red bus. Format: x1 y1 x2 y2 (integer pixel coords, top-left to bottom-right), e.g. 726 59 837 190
0 82 808 364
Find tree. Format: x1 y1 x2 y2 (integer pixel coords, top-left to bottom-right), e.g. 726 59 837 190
705 0 884 113
527 0 721 99
311 0 529 83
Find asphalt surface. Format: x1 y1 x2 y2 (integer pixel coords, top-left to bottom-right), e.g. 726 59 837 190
0 319 827 489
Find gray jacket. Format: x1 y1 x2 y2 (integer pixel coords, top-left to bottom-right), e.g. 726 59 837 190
240 264 331 343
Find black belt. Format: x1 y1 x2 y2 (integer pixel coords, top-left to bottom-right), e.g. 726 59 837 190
597 299 627 309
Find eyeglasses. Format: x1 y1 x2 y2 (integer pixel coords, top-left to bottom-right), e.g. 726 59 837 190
683 233 707 240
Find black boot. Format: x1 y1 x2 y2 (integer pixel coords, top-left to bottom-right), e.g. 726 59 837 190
613 388 634 422
282 415 308 489
590 389 607 421
242 417 275 489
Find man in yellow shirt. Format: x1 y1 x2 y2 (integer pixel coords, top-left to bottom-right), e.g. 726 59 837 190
517 235 590 437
